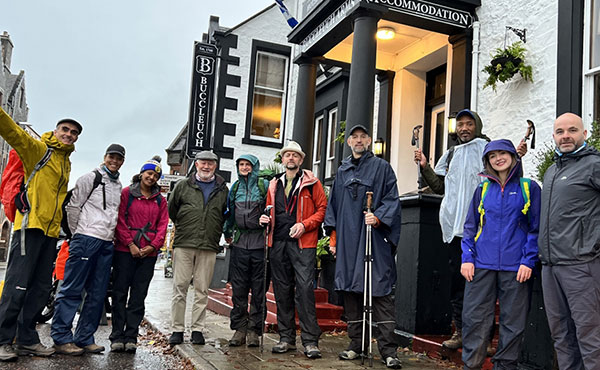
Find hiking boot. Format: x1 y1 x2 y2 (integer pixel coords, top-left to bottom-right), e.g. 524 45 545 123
168 332 184 345
339 349 361 360
383 356 403 369
442 330 462 349
125 342 137 353
247 331 259 347
0 344 17 361
54 343 84 356
228 330 246 347
110 342 125 352
272 341 296 353
83 343 105 353
16 343 55 357
191 331 205 345
304 344 322 359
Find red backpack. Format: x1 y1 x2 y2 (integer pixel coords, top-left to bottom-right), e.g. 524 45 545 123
0 148 53 223
0 149 25 222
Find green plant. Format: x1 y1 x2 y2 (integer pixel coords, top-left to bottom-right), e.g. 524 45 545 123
534 120 600 181
335 121 346 144
316 236 331 269
483 41 533 91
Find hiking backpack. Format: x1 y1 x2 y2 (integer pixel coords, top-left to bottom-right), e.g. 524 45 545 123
474 177 532 242
0 148 53 223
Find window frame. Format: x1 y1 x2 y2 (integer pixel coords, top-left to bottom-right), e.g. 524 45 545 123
325 108 338 178
242 40 291 148
583 0 600 123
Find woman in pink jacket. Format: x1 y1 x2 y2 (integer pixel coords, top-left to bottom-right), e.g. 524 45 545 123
110 156 168 352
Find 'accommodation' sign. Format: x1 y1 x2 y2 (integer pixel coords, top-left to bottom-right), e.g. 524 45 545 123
366 0 471 28
186 42 217 158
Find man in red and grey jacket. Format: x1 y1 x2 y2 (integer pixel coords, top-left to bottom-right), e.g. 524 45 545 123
259 140 327 359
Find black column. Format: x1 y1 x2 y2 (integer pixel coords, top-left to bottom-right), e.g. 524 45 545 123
344 10 380 158
556 0 584 116
293 57 317 166
448 32 473 115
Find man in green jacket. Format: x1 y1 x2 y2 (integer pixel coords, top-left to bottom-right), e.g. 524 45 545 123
0 107 82 361
167 150 228 346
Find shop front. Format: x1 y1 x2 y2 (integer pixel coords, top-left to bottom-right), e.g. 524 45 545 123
287 0 480 193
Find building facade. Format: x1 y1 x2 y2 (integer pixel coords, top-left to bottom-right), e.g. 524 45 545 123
0 31 30 261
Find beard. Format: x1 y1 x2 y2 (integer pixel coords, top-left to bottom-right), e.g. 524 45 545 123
285 162 299 170
352 145 367 155
197 170 215 182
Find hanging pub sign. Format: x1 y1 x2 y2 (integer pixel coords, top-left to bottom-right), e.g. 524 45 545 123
186 42 217 158
365 0 471 28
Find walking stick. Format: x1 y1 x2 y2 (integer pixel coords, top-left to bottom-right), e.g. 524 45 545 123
260 205 273 353
411 125 423 189
361 191 374 367
523 119 536 149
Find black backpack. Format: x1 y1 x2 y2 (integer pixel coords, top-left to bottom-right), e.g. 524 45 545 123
61 170 104 239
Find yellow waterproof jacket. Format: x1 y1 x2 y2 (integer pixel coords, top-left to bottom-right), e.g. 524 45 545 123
0 108 75 237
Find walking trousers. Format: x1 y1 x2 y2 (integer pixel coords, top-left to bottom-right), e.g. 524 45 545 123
229 247 265 335
542 260 600 370
109 251 157 344
51 234 114 346
462 269 531 370
0 229 57 345
270 239 321 346
171 247 217 332
342 291 398 359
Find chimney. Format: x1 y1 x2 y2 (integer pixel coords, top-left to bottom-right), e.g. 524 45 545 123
1 31 14 71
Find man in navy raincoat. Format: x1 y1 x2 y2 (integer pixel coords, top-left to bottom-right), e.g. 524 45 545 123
324 124 402 369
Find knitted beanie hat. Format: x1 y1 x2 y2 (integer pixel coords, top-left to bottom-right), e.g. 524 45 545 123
140 155 162 176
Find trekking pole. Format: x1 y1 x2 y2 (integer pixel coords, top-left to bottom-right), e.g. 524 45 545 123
361 191 374 366
260 205 273 353
411 125 423 189
523 119 536 150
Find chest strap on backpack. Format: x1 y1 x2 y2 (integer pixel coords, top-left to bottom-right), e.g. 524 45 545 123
20 148 54 256
474 177 532 243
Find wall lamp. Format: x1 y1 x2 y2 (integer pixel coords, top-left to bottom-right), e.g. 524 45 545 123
373 138 384 157
448 112 457 134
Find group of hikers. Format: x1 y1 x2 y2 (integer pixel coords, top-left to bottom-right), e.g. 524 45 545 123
0 103 598 370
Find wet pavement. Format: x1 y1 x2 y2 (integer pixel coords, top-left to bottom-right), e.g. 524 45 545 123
145 260 455 370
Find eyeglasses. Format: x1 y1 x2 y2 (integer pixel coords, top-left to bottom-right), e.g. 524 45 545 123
58 125 80 136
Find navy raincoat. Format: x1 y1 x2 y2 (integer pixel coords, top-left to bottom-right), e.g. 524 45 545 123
324 151 401 297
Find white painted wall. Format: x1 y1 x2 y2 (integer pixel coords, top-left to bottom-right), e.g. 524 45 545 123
475 0 558 179
220 4 300 181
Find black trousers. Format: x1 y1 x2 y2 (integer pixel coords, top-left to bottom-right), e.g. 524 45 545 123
270 239 321 346
109 251 157 344
342 291 398 359
229 247 265 335
448 237 465 330
0 229 57 345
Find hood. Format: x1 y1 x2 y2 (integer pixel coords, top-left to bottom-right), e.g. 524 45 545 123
42 131 75 154
236 154 260 184
481 139 523 181
129 181 161 199
456 109 489 144
553 142 600 165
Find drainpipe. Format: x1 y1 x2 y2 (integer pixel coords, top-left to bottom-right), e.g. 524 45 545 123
470 20 481 111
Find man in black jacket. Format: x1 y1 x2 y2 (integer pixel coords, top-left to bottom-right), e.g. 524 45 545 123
539 112 600 370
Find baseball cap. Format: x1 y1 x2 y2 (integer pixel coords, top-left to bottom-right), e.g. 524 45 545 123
105 143 126 158
56 118 83 134
348 124 370 136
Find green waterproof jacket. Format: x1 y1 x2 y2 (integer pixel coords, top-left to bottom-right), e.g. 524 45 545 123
167 172 228 252
0 108 74 238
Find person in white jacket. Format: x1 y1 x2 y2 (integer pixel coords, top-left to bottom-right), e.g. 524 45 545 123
50 144 124 356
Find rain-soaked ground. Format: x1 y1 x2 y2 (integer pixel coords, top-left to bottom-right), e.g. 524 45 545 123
2 320 193 370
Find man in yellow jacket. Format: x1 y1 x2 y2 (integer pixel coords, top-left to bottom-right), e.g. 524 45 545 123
0 107 81 362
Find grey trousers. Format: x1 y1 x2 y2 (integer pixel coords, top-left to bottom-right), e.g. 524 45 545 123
270 239 321 346
542 260 600 370
462 269 531 370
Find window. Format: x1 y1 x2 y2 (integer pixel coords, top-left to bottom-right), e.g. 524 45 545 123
19 87 25 108
584 0 600 121
312 115 324 175
244 41 291 147
325 108 338 178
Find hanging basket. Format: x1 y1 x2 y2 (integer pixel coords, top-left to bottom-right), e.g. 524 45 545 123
483 41 533 91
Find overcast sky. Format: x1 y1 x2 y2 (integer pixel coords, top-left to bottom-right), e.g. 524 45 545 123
3 0 277 183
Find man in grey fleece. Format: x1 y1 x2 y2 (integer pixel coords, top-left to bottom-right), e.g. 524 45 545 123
539 112 600 370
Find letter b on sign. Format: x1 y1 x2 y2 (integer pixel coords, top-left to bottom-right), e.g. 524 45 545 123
196 56 215 75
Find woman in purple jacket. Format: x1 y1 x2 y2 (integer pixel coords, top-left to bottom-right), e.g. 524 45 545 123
110 156 168 352
460 139 541 370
